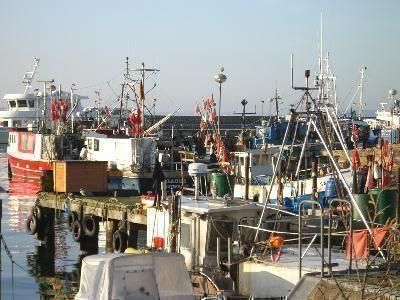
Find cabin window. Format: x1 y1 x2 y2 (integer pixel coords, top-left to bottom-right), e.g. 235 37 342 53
2 121 8 127
93 139 99 151
87 138 93 150
17 100 27 107
207 219 234 252
180 223 191 249
28 100 35 107
13 120 21 127
9 101 16 108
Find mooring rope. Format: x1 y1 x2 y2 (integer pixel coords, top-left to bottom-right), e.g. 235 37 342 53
0 233 55 297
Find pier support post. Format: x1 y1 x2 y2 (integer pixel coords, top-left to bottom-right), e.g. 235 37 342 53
36 208 55 246
105 220 117 253
169 194 180 252
128 223 146 249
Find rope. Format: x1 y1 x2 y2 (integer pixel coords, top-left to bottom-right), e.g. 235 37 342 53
0 233 54 297
209 216 230 241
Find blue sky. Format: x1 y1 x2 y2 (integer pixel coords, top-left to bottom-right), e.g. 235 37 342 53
0 0 399 115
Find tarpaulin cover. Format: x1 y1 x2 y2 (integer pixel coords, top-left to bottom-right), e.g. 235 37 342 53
75 252 195 300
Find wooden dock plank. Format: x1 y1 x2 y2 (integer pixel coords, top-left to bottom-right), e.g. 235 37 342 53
37 192 147 225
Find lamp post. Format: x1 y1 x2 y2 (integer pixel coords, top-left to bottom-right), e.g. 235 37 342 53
389 88 397 144
260 100 265 117
153 98 157 125
214 67 227 134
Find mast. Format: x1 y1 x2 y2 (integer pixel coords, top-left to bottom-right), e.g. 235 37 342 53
358 66 367 119
141 62 145 130
132 61 160 132
23 58 40 94
95 90 101 127
71 84 76 133
318 13 324 106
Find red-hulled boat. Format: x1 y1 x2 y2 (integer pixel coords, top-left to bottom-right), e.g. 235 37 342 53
7 128 81 182
7 130 53 180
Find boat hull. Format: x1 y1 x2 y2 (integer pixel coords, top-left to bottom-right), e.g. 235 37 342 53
8 153 52 180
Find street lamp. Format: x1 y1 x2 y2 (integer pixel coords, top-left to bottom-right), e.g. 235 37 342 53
260 100 265 117
389 88 397 144
153 98 157 125
214 67 227 134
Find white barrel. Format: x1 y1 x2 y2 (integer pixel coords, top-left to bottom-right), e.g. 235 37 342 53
188 163 207 176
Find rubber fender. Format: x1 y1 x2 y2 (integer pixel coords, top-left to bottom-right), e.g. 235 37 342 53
26 215 38 235
67 211 78 232
82 215 98 237
113 230 127 253
72 220 83 242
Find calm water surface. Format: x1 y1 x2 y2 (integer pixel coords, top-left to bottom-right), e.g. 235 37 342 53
0 148 108 299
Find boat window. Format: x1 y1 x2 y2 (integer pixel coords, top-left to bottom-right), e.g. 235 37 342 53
28 100 35 107
180 223 191 249
13 120 21 127
9 101 16 108
87 138 93 150
93 139 99 151
2 121 8 127
17 100 27 107
207 218 234 252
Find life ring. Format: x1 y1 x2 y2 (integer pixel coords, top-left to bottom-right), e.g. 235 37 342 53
26 215 38 235
67 211 78 232
113 230 127 253
82 215 98 237
72 220 83 242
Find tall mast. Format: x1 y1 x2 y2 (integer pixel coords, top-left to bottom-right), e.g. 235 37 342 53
95 90 101 126
23 58 40 94
358 66 366 119
141 62 145 130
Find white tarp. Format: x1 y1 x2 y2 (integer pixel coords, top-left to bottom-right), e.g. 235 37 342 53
75 252 195 300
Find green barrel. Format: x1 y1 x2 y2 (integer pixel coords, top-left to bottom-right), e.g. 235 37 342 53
368 188 398 226
352 194 373 229
211 173 235 197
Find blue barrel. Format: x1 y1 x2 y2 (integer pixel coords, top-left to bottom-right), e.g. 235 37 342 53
325 178 337 199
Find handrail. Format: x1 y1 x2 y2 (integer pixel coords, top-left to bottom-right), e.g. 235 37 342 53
328 198 353 276
298 199 324 280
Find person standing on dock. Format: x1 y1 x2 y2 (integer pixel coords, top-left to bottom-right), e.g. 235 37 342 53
152 161 165 208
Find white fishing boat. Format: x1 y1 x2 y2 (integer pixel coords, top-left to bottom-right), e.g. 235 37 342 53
375 89 400 129
82 59 186 195
0 59 87 144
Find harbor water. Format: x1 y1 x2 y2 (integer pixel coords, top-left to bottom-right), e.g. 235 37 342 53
0 147 145 299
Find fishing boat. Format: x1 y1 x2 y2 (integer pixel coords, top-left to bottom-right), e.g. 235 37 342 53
7 81 88 181
0 59 88 144
143 59 398 298
81 59 186 195
0 58 41 144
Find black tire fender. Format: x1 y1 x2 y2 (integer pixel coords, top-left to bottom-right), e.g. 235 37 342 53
67 211 78 232
26 215 38 235
32 205 43 221
113 230 127 253
72 219 83 242
82 215 98 237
